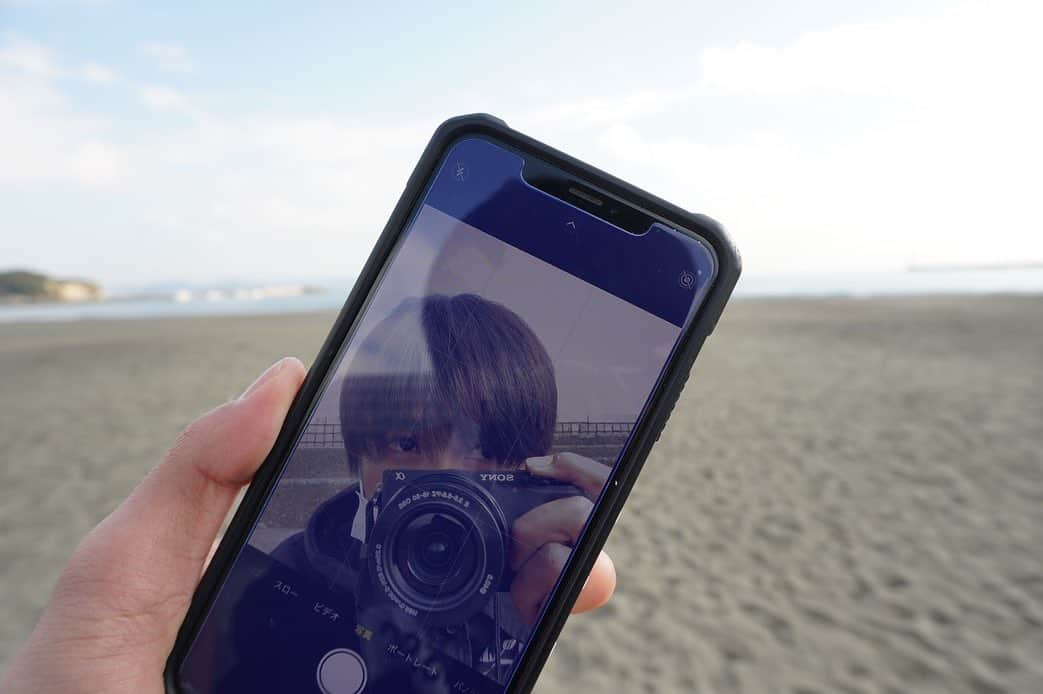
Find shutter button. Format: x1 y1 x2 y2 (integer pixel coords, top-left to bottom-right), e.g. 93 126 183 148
316 648 367 694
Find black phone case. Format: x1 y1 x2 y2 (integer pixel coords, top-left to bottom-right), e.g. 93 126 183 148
164 113 741 693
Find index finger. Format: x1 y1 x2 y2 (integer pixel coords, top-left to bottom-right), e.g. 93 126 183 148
524 452 610 499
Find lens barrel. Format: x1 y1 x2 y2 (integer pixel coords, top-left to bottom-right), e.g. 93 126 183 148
367 472 509 626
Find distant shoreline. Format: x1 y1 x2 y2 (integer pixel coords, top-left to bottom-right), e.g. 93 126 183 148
0 270 102 305
0 290 1040 327
0 295 103 306
1 267 1042 325
907 261 1043 272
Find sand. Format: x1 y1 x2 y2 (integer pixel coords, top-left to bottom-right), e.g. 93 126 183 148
1 295 1041 693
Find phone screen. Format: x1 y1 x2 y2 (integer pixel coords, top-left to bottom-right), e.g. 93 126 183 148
177 137 716 693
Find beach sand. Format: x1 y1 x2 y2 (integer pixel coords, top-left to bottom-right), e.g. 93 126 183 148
2 295 1041 692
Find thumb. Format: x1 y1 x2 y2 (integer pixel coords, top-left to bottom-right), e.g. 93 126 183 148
65 357 305 618
525 452 609 499
121 356 304 559
4 357 306 692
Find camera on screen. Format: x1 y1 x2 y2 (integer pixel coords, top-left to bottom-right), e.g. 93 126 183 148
362 469 581 626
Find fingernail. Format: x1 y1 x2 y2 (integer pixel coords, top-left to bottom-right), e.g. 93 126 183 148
239 357 293 400
525 455 553 472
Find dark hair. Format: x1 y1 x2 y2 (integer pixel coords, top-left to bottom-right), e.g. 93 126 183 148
339 294 556 473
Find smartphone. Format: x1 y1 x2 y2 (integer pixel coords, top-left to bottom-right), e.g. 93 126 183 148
165 114 740 694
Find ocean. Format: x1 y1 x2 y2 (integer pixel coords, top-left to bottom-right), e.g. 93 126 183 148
2 268 1042 324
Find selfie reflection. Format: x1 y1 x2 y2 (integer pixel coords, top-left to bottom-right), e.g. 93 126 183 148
273 293 607 684
178 203 685 693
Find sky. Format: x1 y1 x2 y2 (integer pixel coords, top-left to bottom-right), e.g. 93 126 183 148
1 1 1042 288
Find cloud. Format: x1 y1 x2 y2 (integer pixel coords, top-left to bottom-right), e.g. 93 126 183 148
2 35 119 86
0 37 127 189
0 40 436 283
81 62 118 85
139 84 186 110
4 2 1042 284
0 72 126 188
139 41 197 73
696 1 1041 100
62 139 125 187
0 34 58 77
520 88 691 131
579 1 1043 273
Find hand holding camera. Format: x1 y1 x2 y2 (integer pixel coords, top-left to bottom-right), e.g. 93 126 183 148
511 452 609 625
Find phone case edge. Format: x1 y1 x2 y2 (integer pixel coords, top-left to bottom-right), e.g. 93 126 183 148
164 112 741 693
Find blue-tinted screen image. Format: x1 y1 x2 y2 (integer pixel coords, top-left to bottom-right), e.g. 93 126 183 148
177 137 716 693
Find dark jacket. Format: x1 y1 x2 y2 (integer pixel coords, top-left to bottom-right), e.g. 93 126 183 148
272 483 366 594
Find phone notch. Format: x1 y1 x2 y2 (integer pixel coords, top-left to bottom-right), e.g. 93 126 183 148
521 157 652 236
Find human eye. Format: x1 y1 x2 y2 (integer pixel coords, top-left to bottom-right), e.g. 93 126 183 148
388 434 420 454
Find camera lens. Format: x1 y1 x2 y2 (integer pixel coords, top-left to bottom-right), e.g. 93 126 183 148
368 472 509 626
400 511 475 595
420 531 452 569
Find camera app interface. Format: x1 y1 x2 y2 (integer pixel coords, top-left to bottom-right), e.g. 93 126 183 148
178 138 716 693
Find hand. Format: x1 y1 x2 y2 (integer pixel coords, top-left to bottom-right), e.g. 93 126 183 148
1 359 617 693
509 452 616 625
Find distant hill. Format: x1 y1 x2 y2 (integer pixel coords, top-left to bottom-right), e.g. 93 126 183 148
0 270 102 303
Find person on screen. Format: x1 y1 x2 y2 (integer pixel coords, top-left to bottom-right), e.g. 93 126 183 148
271 293 613 680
